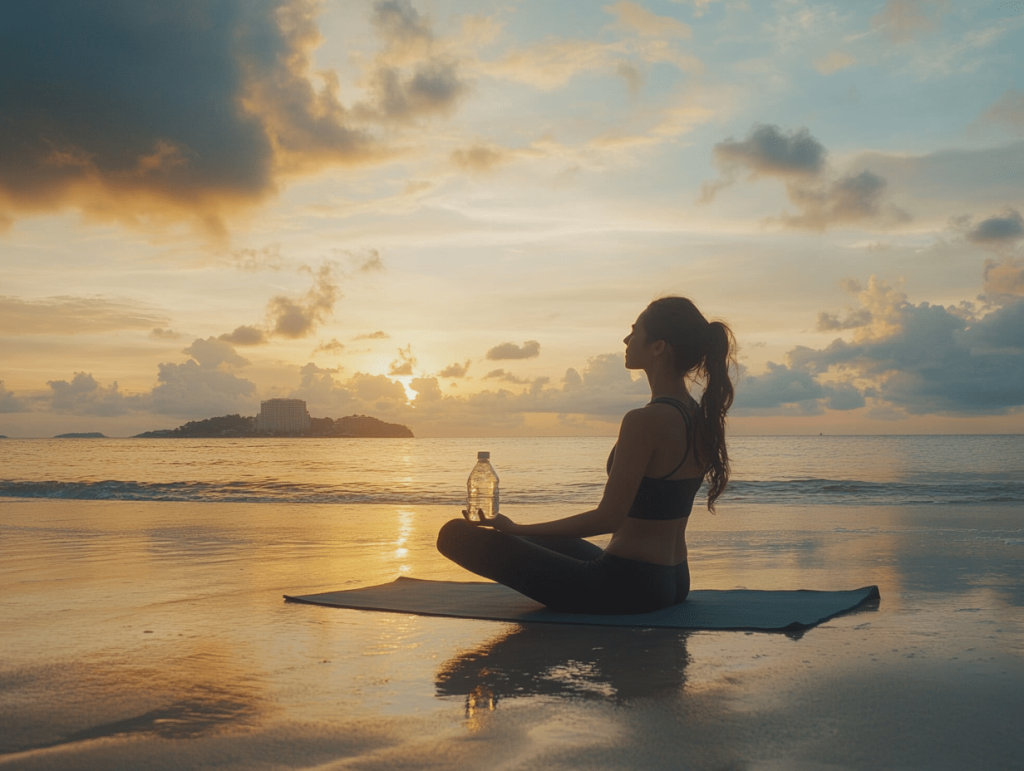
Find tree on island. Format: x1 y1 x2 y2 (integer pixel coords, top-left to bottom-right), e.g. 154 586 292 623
135 413 413 438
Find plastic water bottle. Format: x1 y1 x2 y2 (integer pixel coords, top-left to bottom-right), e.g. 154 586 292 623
466 451 499 522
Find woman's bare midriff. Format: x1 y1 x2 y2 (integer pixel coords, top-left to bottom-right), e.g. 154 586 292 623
604 516 689 566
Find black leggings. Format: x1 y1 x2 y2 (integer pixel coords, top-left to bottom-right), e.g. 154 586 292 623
436 518 689 615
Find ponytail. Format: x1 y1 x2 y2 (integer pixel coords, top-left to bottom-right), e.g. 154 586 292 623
693 320 734 511
641 297 736 512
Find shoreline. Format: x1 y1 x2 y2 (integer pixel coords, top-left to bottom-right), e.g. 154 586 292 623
2 499 1022 769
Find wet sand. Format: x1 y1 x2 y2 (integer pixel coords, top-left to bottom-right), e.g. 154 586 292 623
2 499 1022 770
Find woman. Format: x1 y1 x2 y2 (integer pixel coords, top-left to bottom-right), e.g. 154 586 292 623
436 296 735 614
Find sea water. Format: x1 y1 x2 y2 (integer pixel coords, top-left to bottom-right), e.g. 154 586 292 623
3 434 1023 507
1 436 1023 769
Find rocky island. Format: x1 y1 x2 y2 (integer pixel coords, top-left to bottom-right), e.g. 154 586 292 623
135 413 413 438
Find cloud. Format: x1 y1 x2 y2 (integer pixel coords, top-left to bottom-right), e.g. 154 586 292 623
355 330 390 340
0 381 27 413
734 362 865 414
966 208 1024 246
150 340 256 417
780 276 1024 415
388 344 416 376
358 250 385 272
150 328 183 340
450 143 514 173
782 170 911 231
486 340 541 360
355 0 468 124
230 245 287 272
871 0 946 44
438 360 471 378
615 60 645 97
984 88 1024 133
291 352 649 434
605 2 692 39
814 51 856 75
267 263 339 338
702 125 909 230
219 326 268 346
712 124 827 179
182 338 251 369
313 338 345 355
151 360 257 418
0 296 168 335
46 372 139 417
0 0 378 234
983 257 1024 302
484 369 532 385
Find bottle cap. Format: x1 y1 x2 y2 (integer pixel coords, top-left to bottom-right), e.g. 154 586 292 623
477 451 490 460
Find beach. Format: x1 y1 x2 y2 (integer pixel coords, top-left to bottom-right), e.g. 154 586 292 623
3 490 1022 770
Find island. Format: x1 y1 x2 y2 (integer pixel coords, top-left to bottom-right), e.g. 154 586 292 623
54 432 108 438
135 413 413 438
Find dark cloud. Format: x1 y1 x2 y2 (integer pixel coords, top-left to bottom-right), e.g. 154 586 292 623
734 362 865 414
0 296 168 334
0 0 376 233
966 208 1024 245
0 381 27 413
438 360 471 378
388 344 416 376
486 340 541 360
789 290 1024 416
710 124 827 183
267 263 339 338
219 325 268 346
484 369 532 385
782 170 911 231
46 372 139 416
356 0 468 125
701 124 907 230
355 330 390 340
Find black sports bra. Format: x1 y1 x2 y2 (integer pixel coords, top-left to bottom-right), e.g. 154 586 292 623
606 397 703 521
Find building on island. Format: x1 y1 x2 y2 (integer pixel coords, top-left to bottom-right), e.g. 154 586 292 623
256 398 310 434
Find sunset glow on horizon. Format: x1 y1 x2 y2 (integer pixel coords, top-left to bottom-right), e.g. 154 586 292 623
2 0 1023 437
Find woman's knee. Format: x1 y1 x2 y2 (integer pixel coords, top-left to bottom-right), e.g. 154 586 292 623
436 517 473 557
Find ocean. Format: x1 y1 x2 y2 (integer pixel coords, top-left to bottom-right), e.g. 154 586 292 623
2 435 1022 769
3 434 1023 507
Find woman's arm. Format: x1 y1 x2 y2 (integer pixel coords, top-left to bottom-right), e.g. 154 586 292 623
489 408 655 537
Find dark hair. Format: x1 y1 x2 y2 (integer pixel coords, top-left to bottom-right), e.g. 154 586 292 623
641 296 735 511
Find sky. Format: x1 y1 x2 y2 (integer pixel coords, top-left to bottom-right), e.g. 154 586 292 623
1 0 1023 438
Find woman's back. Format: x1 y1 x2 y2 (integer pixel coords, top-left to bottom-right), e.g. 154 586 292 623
604 397 700 566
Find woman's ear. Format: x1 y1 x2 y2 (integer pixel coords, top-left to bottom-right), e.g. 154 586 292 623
651 339 667 357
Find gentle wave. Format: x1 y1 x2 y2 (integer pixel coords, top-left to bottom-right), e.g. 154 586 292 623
3 478 1024 506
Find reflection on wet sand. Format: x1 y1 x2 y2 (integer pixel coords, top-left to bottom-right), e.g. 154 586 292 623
436 624 692 718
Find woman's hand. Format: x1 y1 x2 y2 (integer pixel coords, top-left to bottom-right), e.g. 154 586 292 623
485 513 519 533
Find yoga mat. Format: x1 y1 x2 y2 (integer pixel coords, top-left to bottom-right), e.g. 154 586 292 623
285 576 880 631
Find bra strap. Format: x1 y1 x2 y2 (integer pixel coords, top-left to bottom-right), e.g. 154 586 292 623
649 397 693 479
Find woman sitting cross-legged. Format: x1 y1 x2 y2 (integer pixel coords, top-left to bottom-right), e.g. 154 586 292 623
436 296 735 615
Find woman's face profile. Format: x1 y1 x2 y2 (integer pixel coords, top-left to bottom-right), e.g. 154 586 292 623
623 315 649 370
